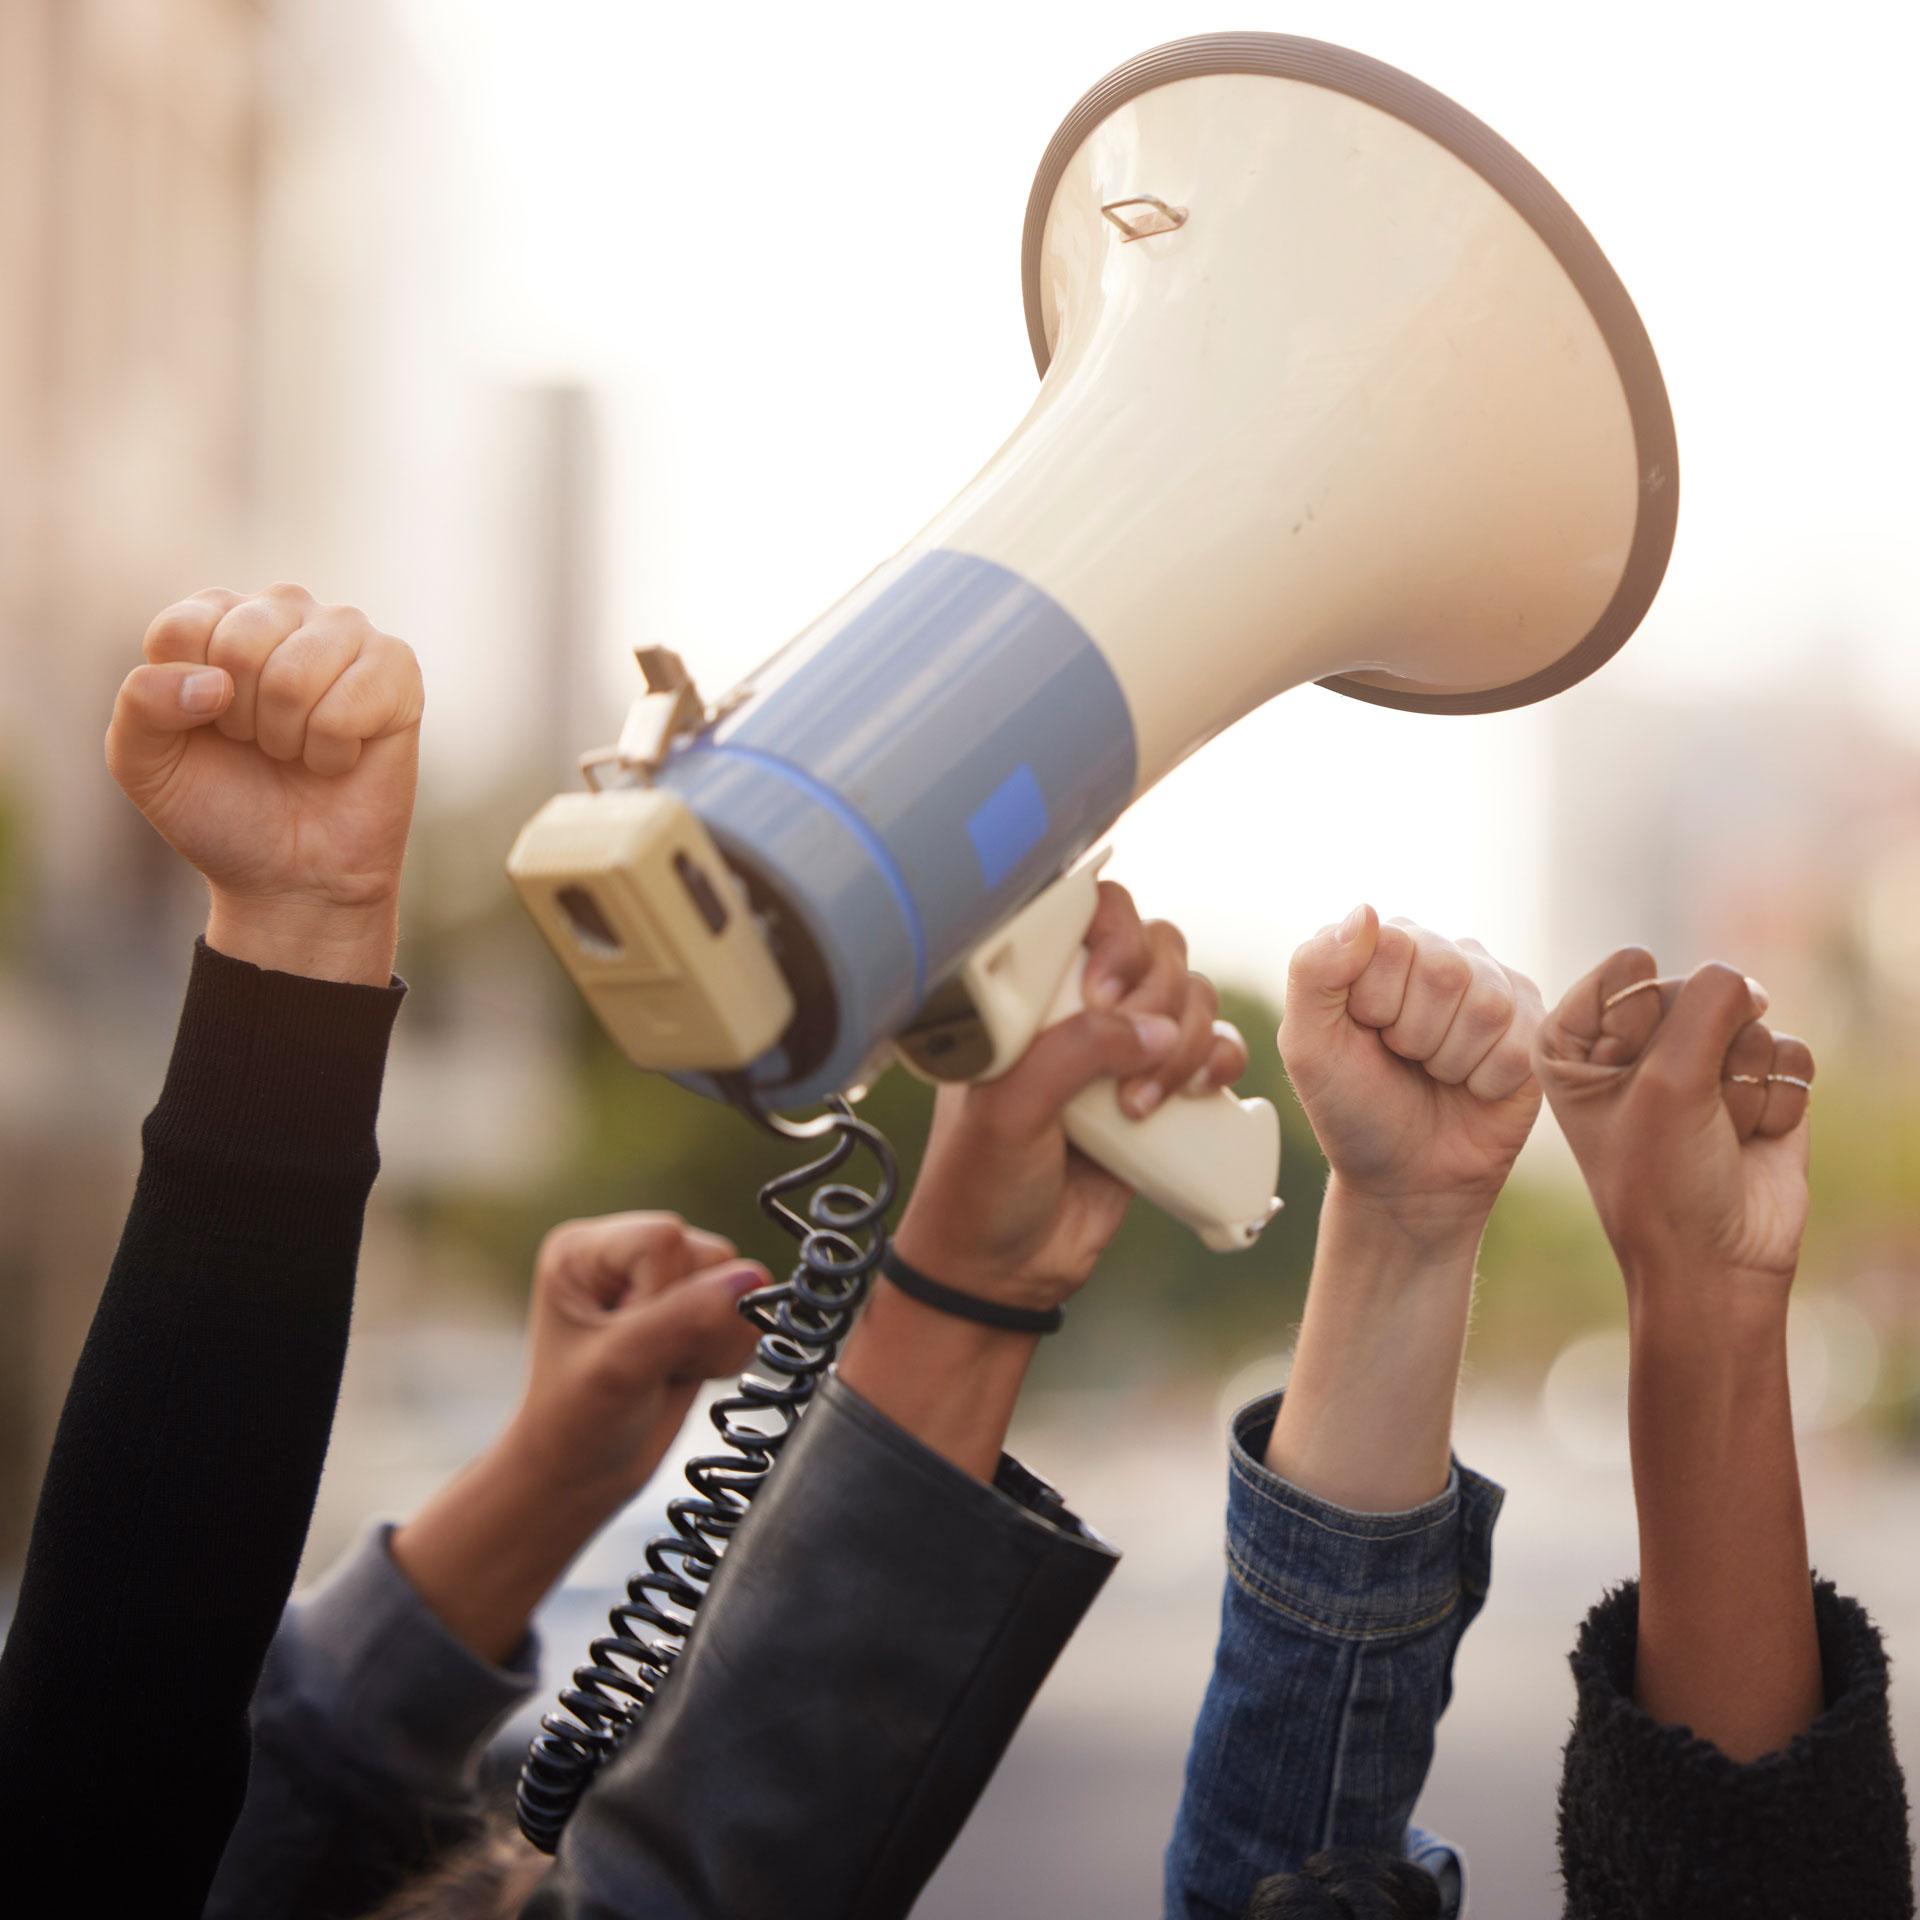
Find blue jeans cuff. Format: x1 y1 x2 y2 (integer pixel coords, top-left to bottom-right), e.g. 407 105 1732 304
1225 1391 1504 1642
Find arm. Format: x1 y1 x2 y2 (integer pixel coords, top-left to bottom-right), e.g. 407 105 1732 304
1169 909 1543 1919
527 884 1239 1920
0 588 420 1910
1539 951 1912 1916
207 1213 766 1920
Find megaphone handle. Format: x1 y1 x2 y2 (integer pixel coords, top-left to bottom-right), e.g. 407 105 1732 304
1044 954 1282 1253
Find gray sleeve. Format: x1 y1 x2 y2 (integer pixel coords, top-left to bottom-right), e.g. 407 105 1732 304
524 1372 1119 1920
204 1523 540 1920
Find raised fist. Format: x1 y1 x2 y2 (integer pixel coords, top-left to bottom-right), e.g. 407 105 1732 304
1278 906 1544 1245
107 584 424 982
1535 950 1813 1295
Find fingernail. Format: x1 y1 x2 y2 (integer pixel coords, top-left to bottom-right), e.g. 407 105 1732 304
727 1264 770 1297
1745 976 1769 1013
180 669 226 714
1183 1065 1213 1097
1336 904 1367 944
1126 1080 1164 1118
1130 1012 1179 1054
1084 970 1119 1010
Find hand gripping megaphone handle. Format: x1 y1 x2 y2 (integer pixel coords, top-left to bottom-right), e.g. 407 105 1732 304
1045 950 1283 1253
915 857 1281 1251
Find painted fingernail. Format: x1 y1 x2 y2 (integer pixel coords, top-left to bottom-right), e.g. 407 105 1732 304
727 1264 771 1297
1746 976 1769 1013
1131 1012 1180 1054
1127 1080 1164 1118
1336 904 1367 944
180 669 226 714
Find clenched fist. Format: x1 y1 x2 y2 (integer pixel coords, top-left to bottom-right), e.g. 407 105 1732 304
106 584 424 984
1279 905 1545 1246
1535 951 1814 1299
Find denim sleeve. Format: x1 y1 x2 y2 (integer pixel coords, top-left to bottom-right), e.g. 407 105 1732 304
204 1524 540 1920
1163 1391 1503 1920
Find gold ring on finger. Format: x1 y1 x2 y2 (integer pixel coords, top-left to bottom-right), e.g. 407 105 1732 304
1602 977 1661 1013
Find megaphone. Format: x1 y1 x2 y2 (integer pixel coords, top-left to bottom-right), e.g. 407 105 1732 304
508 30 1676 1249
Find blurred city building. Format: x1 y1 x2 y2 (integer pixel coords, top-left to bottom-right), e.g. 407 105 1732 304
1543 676 1920 1066
0 0 578 1561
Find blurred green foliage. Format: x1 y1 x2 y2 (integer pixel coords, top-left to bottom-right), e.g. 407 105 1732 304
396 805 1920 1414
411 972 1328 1389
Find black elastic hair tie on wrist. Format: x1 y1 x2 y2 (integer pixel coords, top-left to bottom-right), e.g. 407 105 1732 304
878 1246 1065 1334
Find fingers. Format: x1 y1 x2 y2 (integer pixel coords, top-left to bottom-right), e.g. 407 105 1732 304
1184 1020 1250 1097
1536 946 1661 1070
302 632 425 775
144 585 421 774
254 619 368 764
1423 942 1518 1086
1114 919 1213 1117
1464 960 1546 1102
539 1211 737 1311
207 587 312 741
1641 963 1769 1098
1376 923 1473 1064
105 662 236 803
1344 918 1415 1031
983 1006 1183 1143
619 1258 768 1383
1081 881 1151 1010
1758 1035 1815 1139
1722 1019 1775 1142
1281 904 1383 1038
142 587 245 666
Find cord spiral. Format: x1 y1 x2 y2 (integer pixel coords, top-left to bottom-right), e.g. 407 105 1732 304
515 1094 898 1853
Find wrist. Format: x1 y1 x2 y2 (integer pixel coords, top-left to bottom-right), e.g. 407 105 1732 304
491 1413 646 1522
1626 1270 1793 1357
1320 1175 1490 1271
890 1214 1075 1314
838 1278 1038 1483
206 889 399 986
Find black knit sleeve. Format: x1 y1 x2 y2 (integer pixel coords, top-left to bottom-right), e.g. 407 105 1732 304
0 939 404 1919
1558 1577 1914 1919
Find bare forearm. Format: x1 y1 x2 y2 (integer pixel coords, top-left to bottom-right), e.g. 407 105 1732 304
391 1432 628 1665
1265 1179 1482 1512
836 1280 1039 1484
1627 1285 1821 1760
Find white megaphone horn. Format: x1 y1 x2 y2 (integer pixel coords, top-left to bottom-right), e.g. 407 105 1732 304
508 31 1678 1252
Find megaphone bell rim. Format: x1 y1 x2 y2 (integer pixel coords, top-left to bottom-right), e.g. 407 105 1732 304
1019 30 1680 719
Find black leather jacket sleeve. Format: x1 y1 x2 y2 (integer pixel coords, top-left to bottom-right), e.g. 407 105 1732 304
522 1370 1119 1920
1558 1578 1914 1919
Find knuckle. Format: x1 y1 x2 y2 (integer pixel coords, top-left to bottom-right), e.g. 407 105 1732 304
1690 960 1747 998
262 580 313 602
1424 954 1473 999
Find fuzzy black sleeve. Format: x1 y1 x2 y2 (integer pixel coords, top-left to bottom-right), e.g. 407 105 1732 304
0 939 404 1920
1558 1578 1913 1919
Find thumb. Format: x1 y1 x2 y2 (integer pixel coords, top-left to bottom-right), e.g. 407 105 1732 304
1283 904 1381 1034
105 663 233 800
978 1008 1181 1142
616 1259 767 1383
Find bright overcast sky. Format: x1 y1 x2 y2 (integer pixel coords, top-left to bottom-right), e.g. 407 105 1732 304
383 0 1918 998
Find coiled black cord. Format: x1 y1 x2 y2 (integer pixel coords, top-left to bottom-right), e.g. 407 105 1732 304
515 1092 898 1853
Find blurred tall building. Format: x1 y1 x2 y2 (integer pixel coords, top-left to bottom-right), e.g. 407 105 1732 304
0 0 580 1561
0 0 268 1561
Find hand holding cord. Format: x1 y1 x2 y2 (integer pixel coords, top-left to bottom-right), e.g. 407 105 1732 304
515 1094 895 1852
